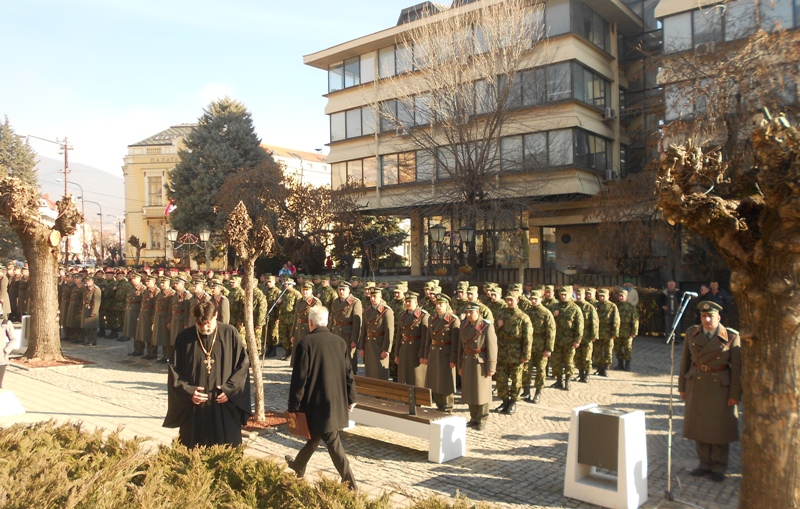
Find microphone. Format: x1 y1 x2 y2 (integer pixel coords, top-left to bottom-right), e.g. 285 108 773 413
684 291 698 297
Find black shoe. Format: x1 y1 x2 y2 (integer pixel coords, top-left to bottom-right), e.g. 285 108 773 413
550 378 563 389
493 399 509 413
97 330 106 338
502 401 516 415
614 360 624 370
564 378 570 391
117 336 131 342
128 351 143 357
624 360 631 371
281 351 292 361
581 374 589 383
532 389 542 404
107 331 119 339
285 455 305 478
265 345 277 358
520 388 531 399
599 367 608 377
710 472 725 482
156 358 168 364
143 354 158 360
466 419 478 427
690 467 711 477
476 420 487 431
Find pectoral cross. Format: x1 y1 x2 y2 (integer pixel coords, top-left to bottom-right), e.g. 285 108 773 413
204 356 214 374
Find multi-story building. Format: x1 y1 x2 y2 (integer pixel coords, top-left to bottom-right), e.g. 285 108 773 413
123 127 329 267
305 0 662 278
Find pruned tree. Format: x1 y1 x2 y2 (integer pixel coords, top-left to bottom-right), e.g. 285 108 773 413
0 120 82 361
657 109 800 508
128 235 146 266
370 0 552 261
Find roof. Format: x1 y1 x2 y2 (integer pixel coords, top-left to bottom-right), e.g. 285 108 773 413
261 144 327 164
129 124 197 147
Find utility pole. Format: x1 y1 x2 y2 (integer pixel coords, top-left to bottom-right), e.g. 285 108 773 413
27 135 73 263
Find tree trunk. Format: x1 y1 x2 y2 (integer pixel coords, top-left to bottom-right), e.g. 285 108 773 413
22 233 63 361
242 257 266 421
734 271 800 507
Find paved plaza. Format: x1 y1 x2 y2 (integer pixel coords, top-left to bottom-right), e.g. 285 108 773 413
1 335 740 509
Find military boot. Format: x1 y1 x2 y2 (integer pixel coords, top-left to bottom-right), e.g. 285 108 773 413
624 360 631 371
503 400 517 415
599 366 608 377
493 399 509 413
107 329 119 339
563 377 570 391
578 371 588 383
614 358 624 370
265 345 277 358
550 377 563 389
520 387 531 399
532 388 542 404
97 329 106 338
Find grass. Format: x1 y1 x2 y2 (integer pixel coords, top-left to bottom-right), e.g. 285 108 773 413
0 421 489 509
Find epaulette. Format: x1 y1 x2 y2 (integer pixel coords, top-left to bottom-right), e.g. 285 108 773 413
726 327 739 335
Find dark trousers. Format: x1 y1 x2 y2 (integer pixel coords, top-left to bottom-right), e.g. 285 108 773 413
293 430 357 490
696 441 730 473
81 328 97 345
468 403 489 422
133 339 146 354
432 392 454 411
0 365 6 388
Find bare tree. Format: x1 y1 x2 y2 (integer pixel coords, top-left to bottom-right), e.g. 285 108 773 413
369 0 554 270
128 235 146 267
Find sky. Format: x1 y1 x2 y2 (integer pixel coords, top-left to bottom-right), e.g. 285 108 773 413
1 0 414 177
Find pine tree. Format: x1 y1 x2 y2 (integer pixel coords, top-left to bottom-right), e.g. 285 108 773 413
167 98 268 237
0 116 38 258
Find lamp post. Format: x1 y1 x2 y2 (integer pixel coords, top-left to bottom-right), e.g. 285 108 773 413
83 200 103 262
199 229 211 271
429 223 446 269
166 229 210 270
166 228 178 268
458 225 475 266
28 135 72 263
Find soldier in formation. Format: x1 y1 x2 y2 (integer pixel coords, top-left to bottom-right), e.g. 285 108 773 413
550 286 583 391
458 303 497 430
424 292 460 413
574 288 598 383
330 281 362 375
521 289 555 404
492 292 532 415
277 278 301 361
394 291 428 387
135 274 159 357
359 287 394 380
615 289 639 371
593 289 619 377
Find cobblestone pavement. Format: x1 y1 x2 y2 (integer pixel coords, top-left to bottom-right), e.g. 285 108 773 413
2 334 740 509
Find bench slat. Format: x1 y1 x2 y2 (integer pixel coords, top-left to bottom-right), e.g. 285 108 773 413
356 395 448 424
354 375 433 406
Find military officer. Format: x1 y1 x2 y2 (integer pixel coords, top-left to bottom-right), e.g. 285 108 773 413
59 272 74 341
110 271 130 340
551 286 583 390
359 287 394 380
251 281 268 352
454 281 469 312
394 291 428 387
151 275 174 362
209 279 230 324
260 275 282 358
486 286 507 323
574 288 599 383
512 284 532 314
229 275 245 338
317 275 337 311
388 281 407 381
66 273 84 342
679 301 742 482
136 274 159 357
80 273 102 346
169 274 192 349
463 286 493 322
521 290 555 403
123 272 144 350
330 281 363 375
584 287 597 305
593 289 619 377
277 278 302 360
542 285 559 311
424 292 460 413
421 282 439 316
493 292 532 415
615 289 639 371
187 276 210 330
458 303 497 430
291 282 322 352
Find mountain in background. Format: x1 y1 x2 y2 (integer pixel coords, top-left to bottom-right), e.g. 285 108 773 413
36 156 125 233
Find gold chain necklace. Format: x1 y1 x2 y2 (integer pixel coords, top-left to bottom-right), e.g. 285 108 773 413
196 326 218 375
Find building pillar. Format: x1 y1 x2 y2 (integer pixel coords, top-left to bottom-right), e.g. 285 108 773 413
528 225 542 269
410 211 423 277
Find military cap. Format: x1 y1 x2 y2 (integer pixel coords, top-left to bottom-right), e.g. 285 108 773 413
404 291 420 300
129 271 142 279
144 274 157 282
511 283 523 293
192 276 207 285
624 277 634 284
544 285 554 292
301 281 314 290
559 286 571 295
350 276 360 281
464 302 481 311
457 281 469 291
424 281 437 289
174 273 190 284
364 281 376 289
263 275 276 282
208 279 224 288
697 300 722 314
467 285 479 294
490 287 503 298
524 281 533 287
230 275 242 283
282 278 296 285
530 289 542 298
597 289 610 297
431 286 442 293
369 287 384 296
585 287 596 294
618 288 629 296
320 275 330 282
435 293 451 303
338 280 351 288
158 275 172 284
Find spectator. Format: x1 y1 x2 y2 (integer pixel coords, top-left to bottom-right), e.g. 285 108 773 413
622 278 639 307
278 263 292 278
287 261 297 276
658 280 683 339
325 255 334 270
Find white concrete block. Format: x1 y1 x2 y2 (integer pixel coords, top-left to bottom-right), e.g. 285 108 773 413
0 390 26 418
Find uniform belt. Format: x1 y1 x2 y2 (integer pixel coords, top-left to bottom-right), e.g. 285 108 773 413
334 320 352 326
694 362 728 373
432 340 451 346
464 348 485 355
402 335 421 342
367 333 384 339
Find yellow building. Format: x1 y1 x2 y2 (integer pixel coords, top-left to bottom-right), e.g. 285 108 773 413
304 0 658 277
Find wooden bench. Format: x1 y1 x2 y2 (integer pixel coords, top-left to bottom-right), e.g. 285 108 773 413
346 375 466 463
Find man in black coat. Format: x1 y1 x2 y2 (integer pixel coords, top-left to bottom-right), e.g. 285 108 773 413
285 305 358 490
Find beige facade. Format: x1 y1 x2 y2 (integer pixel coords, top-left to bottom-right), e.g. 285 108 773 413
305 0 654 276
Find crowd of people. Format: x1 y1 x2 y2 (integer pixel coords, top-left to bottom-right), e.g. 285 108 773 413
3 260 740 485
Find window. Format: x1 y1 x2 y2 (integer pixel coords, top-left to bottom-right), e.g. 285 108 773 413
396 44 413 74
549 129 573 166
381 154 399 186
361 52 376 83
725 0 757 41
332 162 346 189
577 5 610 51
363 157 378 187
146 148 161 155
380 100 397 132
346 109 362 138
417 150 434 181
437 148 456 179
575 131 610 171
547 0 571 36
330 112 346 141
148 176 163 206
523 132 548 169
547 63 571 102
500 136 523 171
348 159 363 185
665 84 684 121
761 0 794 31
663 12 692 52
149 225 163 250
379 46 395 78
362 106 377 135
573 63 609 108
328 62 344 92
397 98 415 127
475 80 494 115
415 93 431 125
693 7 723 48
501 74 524 109
344 57 360 88
522 68 546 106
399 152 416 183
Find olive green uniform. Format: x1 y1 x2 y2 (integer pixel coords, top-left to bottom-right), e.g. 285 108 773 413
494 307 533 402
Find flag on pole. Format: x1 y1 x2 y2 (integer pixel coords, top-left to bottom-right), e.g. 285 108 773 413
164 199 176 216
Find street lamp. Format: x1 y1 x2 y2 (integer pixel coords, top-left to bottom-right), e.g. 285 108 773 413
166 229 210 270
458 225 474 265
199 229 211 271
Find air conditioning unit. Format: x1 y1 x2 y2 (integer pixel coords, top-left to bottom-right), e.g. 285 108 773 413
396 126 410 136
603 108 617 120
605 170 618 181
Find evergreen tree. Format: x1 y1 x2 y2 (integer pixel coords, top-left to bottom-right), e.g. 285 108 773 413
167 97 268 236
0 116 38 257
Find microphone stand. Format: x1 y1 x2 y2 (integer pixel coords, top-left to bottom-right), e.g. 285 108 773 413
665 292 703 506
262 285 289 363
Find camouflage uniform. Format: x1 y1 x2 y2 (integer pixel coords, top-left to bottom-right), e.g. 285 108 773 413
229 283 245 337
593 290 620 374
575 299 599 382
110 276 130 338
551 288 583 389
261 280 282 352
318 282 337 311
615 296 639 369
493 304 532 409
278 282 302 356
252 285 268 350
486 292 507 324
522 295 556 402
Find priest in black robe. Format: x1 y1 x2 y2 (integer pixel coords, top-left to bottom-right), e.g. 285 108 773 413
164 300 251 447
